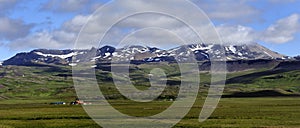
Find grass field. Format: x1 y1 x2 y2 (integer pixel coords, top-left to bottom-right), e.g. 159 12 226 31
1 98 300 127
1 64 300 127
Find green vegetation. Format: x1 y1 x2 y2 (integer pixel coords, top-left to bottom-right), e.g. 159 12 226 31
0 66 74 100
1 98 300 127
225 69 300 94
1 63 300 127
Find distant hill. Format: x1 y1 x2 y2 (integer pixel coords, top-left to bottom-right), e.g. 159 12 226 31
3 43 289 67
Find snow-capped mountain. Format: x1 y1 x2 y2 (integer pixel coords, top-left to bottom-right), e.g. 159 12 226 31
2 43 288 66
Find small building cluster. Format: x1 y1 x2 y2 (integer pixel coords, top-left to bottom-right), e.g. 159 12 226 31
70 98 84 105
50 98 90 105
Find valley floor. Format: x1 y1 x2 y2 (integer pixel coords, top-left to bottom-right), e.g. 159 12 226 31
1 97 300 128
1 64 300 127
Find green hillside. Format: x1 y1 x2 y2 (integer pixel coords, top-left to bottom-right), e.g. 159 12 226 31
1 63 300 100
1 64 300 127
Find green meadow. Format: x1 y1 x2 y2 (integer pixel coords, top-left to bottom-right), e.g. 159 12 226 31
1 64 300 127
1 98 300 128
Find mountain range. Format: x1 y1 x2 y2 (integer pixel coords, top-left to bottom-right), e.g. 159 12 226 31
2 43 292 67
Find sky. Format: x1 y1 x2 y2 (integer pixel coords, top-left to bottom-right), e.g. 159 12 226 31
0 0 300 60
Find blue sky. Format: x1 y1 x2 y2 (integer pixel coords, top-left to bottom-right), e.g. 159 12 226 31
0 0 300 60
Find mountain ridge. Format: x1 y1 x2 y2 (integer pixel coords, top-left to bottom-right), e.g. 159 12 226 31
2 43 290 66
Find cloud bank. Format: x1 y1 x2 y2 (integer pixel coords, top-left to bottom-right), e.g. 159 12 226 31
1 0 300 51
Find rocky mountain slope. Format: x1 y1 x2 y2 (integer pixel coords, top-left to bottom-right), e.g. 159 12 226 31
3 43 289 66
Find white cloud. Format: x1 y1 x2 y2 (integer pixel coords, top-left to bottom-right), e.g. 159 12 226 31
0 17 34 40
216 25 257 44
62 15 88 33
8 30 76 50
52 31 77 45
192 0 260 22
118 27 187 49
6 1 300 51
215 14 300 44
59 1 199 49
117 14 182 29
46 0 262 48
261 14 300 44
9 31 58 50
90 2 105 12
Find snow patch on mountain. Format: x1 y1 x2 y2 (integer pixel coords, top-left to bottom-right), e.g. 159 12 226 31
189 44 213 51
2 43 289 66
35 52 77 59
228 45 237 53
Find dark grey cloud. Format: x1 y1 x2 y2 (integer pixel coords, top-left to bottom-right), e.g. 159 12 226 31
0 17 34 40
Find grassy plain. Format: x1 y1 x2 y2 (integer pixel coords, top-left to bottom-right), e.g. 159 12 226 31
1 64 300 127
1 98 300 127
